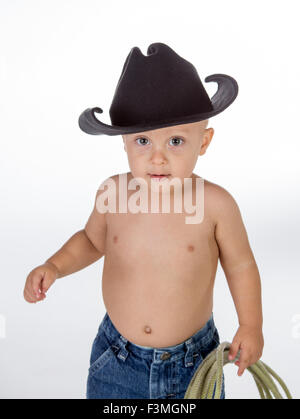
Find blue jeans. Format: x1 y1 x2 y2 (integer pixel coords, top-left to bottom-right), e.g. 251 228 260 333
86 311 225 399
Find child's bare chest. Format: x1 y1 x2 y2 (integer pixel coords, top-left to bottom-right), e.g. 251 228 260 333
104 209 218 281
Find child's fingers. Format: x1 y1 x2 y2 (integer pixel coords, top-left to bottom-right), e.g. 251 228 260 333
24 280 37 301
24 287 46 303
237 349 250 376
24 288 37 303
24 287 45 303
238 364 247 376
228 340 240 361
31 272 45 298
41 270 56 293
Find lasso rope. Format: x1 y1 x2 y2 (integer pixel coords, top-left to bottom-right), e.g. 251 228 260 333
184 341 292 399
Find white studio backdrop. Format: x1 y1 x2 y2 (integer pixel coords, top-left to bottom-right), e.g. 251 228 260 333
0 0 299 399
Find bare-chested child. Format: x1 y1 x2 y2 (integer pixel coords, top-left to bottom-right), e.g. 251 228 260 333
23 43 264 399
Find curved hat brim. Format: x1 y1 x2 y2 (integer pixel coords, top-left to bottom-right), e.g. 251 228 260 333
78 74 238 136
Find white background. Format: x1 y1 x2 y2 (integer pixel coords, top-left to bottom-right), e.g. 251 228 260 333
1 0 299 399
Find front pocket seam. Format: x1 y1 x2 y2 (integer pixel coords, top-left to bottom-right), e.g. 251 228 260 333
88 346 114 377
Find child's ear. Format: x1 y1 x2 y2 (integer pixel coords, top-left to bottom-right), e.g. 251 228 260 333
122 136 127 152
199 127 214 156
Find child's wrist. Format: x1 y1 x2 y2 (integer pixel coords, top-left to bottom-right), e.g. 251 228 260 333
239 323 263 332
44 260 60 278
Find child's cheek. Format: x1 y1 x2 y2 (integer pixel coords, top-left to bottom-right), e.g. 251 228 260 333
133 146 151 155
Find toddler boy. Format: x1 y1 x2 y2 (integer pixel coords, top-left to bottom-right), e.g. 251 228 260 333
24 43 263 399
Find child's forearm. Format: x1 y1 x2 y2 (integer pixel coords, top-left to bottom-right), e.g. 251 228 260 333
225 261 263 329
45 229 104 279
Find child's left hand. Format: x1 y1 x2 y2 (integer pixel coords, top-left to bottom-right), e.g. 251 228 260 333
228 325 264 376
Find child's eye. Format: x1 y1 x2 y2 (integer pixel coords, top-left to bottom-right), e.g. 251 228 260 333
135 137 150 146
169 137 184 146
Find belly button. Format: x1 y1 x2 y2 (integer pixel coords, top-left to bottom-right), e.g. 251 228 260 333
113 235 118 243
144 325 152 334
187 245 194 252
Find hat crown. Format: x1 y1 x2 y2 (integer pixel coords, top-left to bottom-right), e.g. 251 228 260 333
109 42 213 127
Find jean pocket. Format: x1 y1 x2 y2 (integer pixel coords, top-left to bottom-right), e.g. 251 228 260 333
211 328 220 345
88 329 116 378
198 329 220 361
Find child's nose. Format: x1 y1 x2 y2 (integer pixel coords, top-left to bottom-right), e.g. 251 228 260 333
150 149 167 165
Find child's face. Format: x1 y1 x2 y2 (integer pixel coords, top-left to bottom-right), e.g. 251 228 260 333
122 120 214 185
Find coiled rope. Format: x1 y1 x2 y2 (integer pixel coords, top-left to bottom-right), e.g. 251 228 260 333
184 341 292 399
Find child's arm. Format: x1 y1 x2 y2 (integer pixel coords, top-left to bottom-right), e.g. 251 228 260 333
213 185 264 376
45 228 104 279
24 187 106 303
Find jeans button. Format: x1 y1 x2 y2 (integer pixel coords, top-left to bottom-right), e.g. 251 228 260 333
160 352 171 360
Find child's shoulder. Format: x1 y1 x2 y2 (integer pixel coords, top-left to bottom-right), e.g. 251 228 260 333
201 177 241 220
203 177 233 198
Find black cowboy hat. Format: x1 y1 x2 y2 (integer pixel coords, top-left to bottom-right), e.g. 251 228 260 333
78 42 238 136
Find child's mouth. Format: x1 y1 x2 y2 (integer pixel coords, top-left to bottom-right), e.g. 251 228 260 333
148 174 170 180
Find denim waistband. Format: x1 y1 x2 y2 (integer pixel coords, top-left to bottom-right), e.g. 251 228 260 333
101 311 217 364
